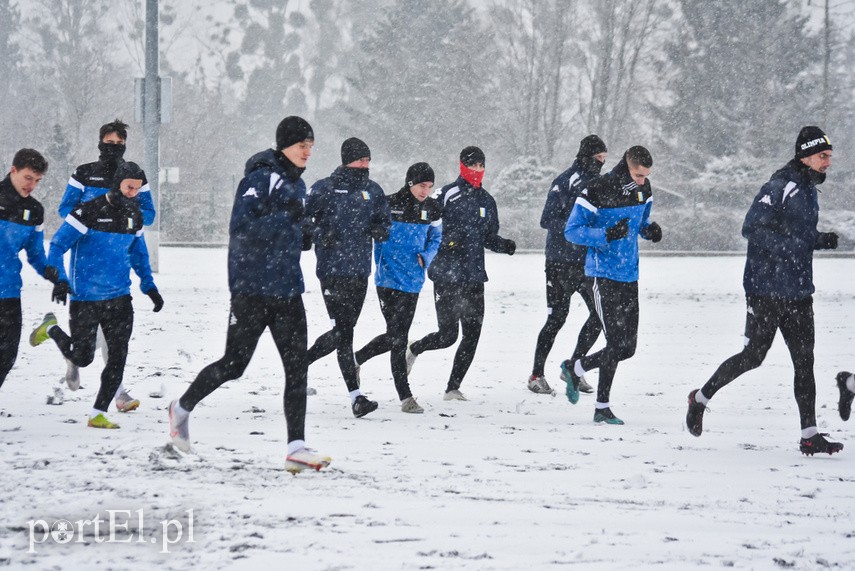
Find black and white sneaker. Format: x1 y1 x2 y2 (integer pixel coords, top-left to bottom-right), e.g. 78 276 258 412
352 395 378 418
836 371 853 422
799 433 843 456
686 389 706 437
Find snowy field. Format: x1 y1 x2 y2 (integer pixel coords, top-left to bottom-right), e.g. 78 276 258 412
2 247 855 570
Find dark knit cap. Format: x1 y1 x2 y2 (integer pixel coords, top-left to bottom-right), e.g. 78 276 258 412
275 116 314 151
406 162 434 187
795 126 832 159
460 146 485 167
341 137 371 165
111 161 146 191
577 134 608 158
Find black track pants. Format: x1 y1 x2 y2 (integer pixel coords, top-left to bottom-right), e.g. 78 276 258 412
410 282 484 393
579 278 638 404
179 294 308 443
532 264 602 377
701 295 817 429
354 287 419 400
0 298 22 389
49 296 133 412
307 277 367 392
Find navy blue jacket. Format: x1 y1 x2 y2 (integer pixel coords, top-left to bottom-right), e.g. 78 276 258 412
565 159 654 283
60 160 155 225
743 160 827 299
49 196 155 301
0 176 49 298
428 176 514 284
541 159 601 266
228 149 307 298
374 187 442 293
306 167 390 280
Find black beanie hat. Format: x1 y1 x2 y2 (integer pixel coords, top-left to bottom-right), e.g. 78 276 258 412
111 161 145 191
341 137 371 165
275 116 314 151
577 134 608 158
795 126 832 159
460 146 485 167
406 162 434 187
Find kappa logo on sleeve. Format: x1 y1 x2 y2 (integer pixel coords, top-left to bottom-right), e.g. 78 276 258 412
243 187 259 198
759 195 773 206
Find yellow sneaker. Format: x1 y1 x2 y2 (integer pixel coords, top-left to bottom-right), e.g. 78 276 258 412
29 313 57 346
88 413 120 429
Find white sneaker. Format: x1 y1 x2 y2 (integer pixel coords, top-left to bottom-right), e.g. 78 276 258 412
405 345 417 374
64 359 80 391
115 390 140 412
401 396 424 413
168 400 191 452
443 389 467 401
285 448 332 473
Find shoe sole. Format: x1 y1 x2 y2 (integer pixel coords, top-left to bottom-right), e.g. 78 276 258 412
117 400 140 413
353 404 378 418
285 456 331 474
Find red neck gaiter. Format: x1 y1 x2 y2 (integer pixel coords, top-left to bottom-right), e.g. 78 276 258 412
460 161 484 188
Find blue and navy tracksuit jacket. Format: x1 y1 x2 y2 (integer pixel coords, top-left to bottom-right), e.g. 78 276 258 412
743 160 827 300
228 149 308 299
374 187 442 294
541 159 602 266
564 159 654 283
306 166 391 280
48 196 156 301
0 175 49 299
60 160 155 225
427 176 514 284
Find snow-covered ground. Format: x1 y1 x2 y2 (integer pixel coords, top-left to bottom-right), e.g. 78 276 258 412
2 248 854 570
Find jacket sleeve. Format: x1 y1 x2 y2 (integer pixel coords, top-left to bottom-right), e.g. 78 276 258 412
24 225 48 278
229 169 278 235
129 231 156 294
303 180 327 244
369 187 392 242
47 221 86 283
421 220 442 267
137 182 157 226
540 181 570 232
58 173 84 219
483 197 513 253
638 198 653 237
565 200 608 248
742 180 812 256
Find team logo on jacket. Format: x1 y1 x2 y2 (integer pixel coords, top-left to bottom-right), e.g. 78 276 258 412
421 210 428 221
127 218 133 229
23 209 30 221
479 207 485 217
637 191 643 203
361 191 370 200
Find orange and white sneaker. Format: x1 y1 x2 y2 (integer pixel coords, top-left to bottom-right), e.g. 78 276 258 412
285 448 331 474
115 390 140 412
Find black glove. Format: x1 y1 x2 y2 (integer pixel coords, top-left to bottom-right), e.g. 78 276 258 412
369 225 389 242
606 218 630 242
148 289 164 312
642 222 662 243
44 265 60 284
503 239 516 256
815 232 838 250
52 281 71 305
